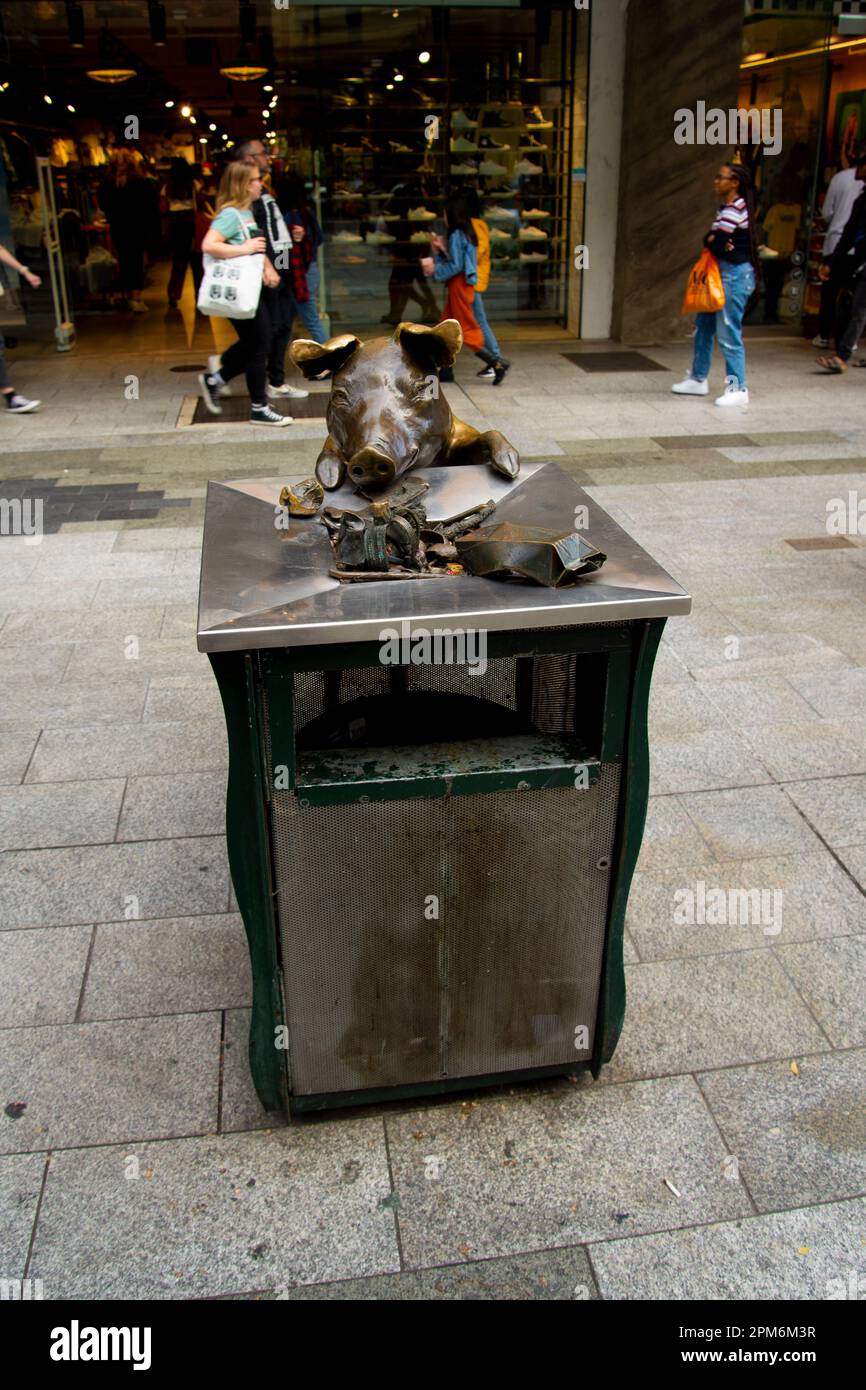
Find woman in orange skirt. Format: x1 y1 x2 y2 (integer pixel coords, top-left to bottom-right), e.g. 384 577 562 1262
423 197 507 383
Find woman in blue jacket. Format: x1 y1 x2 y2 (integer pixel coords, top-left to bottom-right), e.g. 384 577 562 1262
424 198 507 383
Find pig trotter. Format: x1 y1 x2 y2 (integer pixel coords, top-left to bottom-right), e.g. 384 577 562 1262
483 430 520 480
314 435 347 491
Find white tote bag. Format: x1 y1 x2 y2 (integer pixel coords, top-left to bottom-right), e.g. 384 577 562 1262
197 207 264 320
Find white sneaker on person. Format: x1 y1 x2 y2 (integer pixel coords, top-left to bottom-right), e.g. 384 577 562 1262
4 393 40 413
207 354 232 396
197 373 223 416
267 383 309 399
812 335 830 349
671 376 708 395
714 384 750 407
250 403 293 426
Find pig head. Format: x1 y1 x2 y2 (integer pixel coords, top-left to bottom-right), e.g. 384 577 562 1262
289 320 519 493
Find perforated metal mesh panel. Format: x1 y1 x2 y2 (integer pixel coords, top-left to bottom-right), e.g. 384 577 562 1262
270 768 620 1097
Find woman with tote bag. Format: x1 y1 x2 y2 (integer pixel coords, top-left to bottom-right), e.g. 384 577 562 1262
197 161 291 427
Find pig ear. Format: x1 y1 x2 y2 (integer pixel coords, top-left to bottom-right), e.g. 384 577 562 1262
289 334 361 380
396 319 463 370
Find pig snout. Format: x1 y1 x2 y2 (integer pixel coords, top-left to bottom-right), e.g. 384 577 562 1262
347 447 397 489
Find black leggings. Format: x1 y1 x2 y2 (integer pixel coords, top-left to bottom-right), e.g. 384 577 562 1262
219 295 272 404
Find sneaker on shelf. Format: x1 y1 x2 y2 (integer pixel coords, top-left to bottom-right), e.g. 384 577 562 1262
267 383 309 400
197 372 223 415
714 385 750 408
130 299 149 313
380 213 400 222
670 376 708 396
520 133 548 150
519 225 549 239
525 105 553 129
366 230 397 243
478 133 511 151
4 393 40 413
479 159 508 177
519 251 548 263
485 205 517 220
450 162 478 176
207 353 233 397
410 229 432 243
250 404 293 426
521 207 550 219
450 135 479 152
389 141 412 153
477 365 495 379
514 157 543 176
489 227 514 240
408 206 437 221
812 334 830 348
451 109 478 131
333 230 364 242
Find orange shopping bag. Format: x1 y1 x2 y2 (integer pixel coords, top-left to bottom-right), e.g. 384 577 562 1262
682 249 725 314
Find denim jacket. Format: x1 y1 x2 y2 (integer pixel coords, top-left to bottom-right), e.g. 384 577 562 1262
433 228 478 285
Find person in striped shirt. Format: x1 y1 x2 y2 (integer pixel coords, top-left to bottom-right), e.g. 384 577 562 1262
672 162 760 407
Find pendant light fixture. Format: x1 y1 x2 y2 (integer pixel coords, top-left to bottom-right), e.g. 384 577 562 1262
87 25 136 84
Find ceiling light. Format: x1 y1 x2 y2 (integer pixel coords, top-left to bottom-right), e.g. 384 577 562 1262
220 48 268 81
180 104 191 117
386 83 394 91
87 26 136 83
148 2 167 47
165 99 174 108
418 51 430 64
199 136 207 143
189 116 196 125
743 52 768 63
263 84 273 92
394 73 404 82
261 109 269 118
66 1 85 48
44 94 52 105
67 103 76 113
209 122 217 131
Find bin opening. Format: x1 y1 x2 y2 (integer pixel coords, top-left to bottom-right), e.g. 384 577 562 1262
296 691 534 752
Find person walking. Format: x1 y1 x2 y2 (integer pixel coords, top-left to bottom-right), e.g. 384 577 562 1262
814 148 866 351
816 180 866 372
197 160 291 426
273 173 328 344
380 178 441 327
162 157 205 309
424 197 509 384
672 162 759 407
0 245 41 414
97 148 159 313
466 189 510 383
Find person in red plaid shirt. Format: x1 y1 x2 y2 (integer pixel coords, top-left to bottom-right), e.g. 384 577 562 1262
269 174 327 388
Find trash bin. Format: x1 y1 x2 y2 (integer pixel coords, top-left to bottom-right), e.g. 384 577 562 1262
197 461 690 1115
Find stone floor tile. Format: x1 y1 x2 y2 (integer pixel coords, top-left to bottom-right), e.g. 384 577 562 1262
648 683 725 738
635 796 711 872
837 844 866 889
0 731 39 785
26 719 228 781
699 677 820 728
81 915 250 1020
220 1008 283 1135
273 1246 599 1300
649 729 771 795
117 772 226 841
678 785 822 861
385 1076 751 1267
775 937 866 1048
783 776 866 851
0 1153 45 1280
601 953 829 1082
142 683 223 722
0 1012 220 1153
698 1049 866 1212
589 1197 866 1300
739 722 866 783
0 605 166 644
0 779 125 851
63 638 206 684
0 681 148 733
0 836 229 928
30 1126 397 1298
0 925 91 1027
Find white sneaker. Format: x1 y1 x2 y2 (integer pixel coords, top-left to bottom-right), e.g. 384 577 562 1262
671 376 708 395
812 335 829 349
130 299 149 313
267 383 309 399
715 386 750 407
208 355 232 396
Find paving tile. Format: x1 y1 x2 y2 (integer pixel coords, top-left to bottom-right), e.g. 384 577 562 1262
635 796 710 872
0 731 39 785
0 837 229 928
627 850 866 959
385 1076 751 1267
30 1126 398 1298
0 644 72 686
601 953 828 1082
647 683 724 738
0 1012 220 1153
739 722 866 783
63 638 206 683
0 779 125 851
0 605 166 643
81 915 250 1020
274 1246 600 1300
0 925 91 1026
94 575 199 605
0 681 147 732
837 844 866 890
142 682 223 722
783 777 866 851
26 719 228 781
678 785 822 862
0 1153 45 1280
698 1050 866 1212
699 677 820 728
790 667 866 720
221 1008 285 1135
776 937 866 1048
117 772 226 841
589 1196 866 1300
649 729 771 795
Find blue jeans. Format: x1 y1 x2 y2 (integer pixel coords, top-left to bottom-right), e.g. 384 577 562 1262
691 261 755 390
297 261 326 344
472 292 501 358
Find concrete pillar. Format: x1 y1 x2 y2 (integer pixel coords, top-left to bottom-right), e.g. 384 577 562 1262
578 0 627 339
610 0 744 344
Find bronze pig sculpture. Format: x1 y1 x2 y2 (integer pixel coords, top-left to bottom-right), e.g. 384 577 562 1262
289 320 519 493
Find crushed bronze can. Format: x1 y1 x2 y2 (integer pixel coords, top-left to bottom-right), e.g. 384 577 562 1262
455 522 606 587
